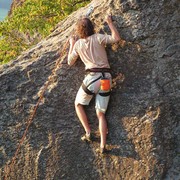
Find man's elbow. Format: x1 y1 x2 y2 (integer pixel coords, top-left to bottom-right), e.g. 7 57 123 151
68 62 74 66
67 59 73 66
67 57 71 66
67 57 75 66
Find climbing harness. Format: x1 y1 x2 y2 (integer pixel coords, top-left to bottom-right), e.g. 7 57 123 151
82 68 111 96
82 76 102 95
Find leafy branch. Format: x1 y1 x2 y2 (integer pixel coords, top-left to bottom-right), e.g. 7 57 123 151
0 0 90 64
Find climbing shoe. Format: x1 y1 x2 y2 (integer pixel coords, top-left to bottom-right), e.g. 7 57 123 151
81 133 91 142
96 146 107 154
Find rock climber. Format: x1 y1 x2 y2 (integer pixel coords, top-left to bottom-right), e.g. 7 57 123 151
67 14 120 153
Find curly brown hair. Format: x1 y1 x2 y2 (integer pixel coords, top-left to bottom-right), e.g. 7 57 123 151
76 18 95 38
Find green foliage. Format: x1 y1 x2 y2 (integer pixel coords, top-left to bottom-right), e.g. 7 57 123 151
0 0 90 64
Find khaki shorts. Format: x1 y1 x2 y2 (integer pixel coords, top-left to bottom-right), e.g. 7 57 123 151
75 72 112 113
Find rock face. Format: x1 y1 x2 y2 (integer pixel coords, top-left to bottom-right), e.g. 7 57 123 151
0 0 179 179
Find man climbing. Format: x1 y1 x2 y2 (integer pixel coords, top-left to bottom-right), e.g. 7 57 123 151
67 15 120 154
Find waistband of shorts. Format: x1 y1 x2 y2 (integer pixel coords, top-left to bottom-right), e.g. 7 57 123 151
85 68 111 74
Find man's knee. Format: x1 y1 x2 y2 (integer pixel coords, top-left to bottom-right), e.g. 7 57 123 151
96 110 105 119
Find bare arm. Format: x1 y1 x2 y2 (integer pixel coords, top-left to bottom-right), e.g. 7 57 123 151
106 15 120 42
67 36 78 66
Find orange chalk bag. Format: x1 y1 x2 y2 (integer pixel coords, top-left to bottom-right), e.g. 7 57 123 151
100 78 111 91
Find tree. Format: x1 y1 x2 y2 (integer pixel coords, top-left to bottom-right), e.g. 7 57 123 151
0 0 90 64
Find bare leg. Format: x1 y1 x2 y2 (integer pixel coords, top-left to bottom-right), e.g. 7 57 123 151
75 104 91 134
96 110 107 148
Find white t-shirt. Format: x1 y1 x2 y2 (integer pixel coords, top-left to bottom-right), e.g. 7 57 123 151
68 33 116 70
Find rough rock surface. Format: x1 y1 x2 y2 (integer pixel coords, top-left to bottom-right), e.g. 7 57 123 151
0 0 179 179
